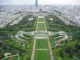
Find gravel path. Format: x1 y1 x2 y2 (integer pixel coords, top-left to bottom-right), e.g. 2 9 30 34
35 49 49 50
31 38 36 60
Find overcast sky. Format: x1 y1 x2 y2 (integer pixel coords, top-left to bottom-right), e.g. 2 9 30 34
0 0 80 5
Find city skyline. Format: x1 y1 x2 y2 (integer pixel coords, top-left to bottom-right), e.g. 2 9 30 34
0 0 80 5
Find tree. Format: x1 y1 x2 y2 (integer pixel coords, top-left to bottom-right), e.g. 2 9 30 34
58 50 64 58
65 46 73 58
0 52 5 59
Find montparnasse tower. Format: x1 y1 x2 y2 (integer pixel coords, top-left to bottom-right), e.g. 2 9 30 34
35 0 38 7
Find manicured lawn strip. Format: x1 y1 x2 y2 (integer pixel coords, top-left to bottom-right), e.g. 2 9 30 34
45 21 49 29
49 36 55 48
20 54 31 60
37 18 44 22
23 54 31 60
38 23 45 27
34 50 50 60
20 55 24 60
36 39 48 49
38 23 45 30
13 56 18 60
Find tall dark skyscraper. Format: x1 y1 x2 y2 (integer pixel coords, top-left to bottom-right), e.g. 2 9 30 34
35 0 38 7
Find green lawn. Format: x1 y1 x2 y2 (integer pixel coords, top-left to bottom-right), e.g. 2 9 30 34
37 18 44 22
38 23 45 30
45 21 49 29
34 50 50 60
36 39 48 49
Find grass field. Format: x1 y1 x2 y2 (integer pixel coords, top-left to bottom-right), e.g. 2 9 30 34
38 23 45 30
34 50 50 60
37 18 44 22
36 39 48 49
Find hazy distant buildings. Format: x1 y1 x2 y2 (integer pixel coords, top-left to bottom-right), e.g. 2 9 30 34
0 5 80 28
35 0 38 7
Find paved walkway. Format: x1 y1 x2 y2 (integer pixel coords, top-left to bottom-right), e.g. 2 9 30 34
47 38 54 60
35 49 49 50
31 38 36 60
1 54 19 60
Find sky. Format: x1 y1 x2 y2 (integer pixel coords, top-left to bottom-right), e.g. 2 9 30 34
0 0 80 5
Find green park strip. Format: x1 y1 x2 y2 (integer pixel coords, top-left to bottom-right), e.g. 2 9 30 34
34 50 50 60
36 39 48 49
4 56 18 60
37 18 44 22
38 23 45 30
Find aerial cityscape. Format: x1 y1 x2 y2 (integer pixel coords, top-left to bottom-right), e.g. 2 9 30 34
0 0 80 60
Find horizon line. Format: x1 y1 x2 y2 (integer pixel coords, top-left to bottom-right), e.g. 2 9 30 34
0 4 80 6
